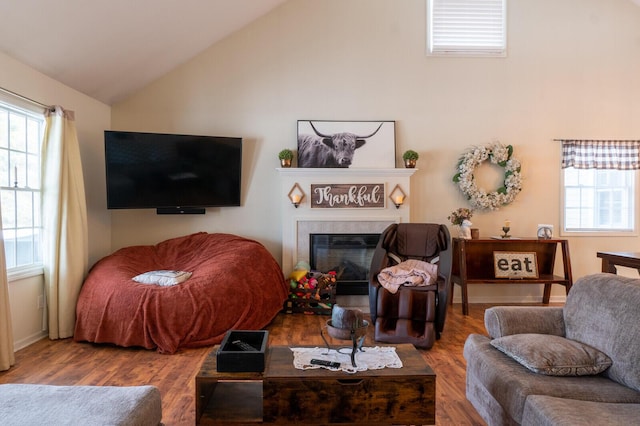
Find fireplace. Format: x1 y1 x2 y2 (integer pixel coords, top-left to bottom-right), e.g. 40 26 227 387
310 233 380 295
277 167 416 309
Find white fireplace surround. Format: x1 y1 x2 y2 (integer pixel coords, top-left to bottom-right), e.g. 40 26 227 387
278 168 416 303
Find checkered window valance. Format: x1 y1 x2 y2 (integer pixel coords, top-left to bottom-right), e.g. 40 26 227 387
560 140 640 170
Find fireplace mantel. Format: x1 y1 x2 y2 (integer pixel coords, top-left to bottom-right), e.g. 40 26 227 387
278 167 416 277
276 167 417 178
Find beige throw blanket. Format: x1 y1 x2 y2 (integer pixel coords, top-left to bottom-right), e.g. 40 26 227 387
378 259 438 294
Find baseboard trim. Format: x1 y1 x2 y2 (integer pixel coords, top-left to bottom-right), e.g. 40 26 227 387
14 331 48 351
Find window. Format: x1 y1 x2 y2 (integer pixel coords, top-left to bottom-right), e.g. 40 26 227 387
561 140 638 235
563 168 636 232
0 100 43 272
426 0 507 57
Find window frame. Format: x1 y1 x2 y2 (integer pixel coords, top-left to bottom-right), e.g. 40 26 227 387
560 167 639 237
0 96 45 279
426 0 508 57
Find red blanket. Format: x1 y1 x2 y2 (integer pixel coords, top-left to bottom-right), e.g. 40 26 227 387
74 232 288 354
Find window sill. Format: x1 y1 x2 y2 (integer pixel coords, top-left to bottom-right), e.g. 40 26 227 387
8 264 44 282
560 230 638 238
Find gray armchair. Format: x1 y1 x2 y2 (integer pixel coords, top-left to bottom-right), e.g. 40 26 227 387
368 223 452 349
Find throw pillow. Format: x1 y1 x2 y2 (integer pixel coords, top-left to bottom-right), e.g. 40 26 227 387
490 333 612 376
132 270 192 286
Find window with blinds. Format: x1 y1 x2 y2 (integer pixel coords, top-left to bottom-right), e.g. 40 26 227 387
427 0 507 57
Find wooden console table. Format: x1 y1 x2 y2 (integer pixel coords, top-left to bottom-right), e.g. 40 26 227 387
451 238 573 315
597 251 640 275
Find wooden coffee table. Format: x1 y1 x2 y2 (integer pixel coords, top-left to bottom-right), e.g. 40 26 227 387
196 344 435 425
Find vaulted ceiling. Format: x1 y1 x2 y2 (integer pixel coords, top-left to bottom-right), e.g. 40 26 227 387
0 0 286 105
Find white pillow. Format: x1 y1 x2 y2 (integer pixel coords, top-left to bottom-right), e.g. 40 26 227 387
132 270 192 286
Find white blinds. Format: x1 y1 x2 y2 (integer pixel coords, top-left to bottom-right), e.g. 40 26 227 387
427 0 507 56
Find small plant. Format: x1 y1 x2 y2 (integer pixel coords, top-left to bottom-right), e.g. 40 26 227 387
278 149 294 160
402 150 419 161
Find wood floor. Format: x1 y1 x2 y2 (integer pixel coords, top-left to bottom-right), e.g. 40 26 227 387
0 303 494 425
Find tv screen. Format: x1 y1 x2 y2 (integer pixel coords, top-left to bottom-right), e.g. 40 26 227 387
104 130 242 211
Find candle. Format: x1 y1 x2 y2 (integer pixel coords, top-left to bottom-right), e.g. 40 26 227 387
291 194 301 203
394 195 404 205
504 220 511 228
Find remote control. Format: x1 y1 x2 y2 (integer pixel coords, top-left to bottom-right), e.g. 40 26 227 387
232 340 256 351
310 358 340 368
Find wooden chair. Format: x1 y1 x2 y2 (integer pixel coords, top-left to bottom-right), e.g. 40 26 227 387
368 223 452 349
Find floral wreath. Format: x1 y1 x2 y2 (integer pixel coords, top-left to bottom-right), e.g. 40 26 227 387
452 142 522 211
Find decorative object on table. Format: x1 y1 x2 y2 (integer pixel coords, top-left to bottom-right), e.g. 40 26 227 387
460 219 473 239
321 304 369 368
537 224 553 239
449 207 474 238
452 141 522 211
297 120 396 168
471 228 480 239
287 183 305 208
278 148 293 167
493 251 539 279
502 219 511 238
284 269 337 315
290 346 402 374
388 184 406 208
402 149 419 168
216 330 268 372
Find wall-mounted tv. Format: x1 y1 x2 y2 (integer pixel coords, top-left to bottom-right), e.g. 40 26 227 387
104 130 242 214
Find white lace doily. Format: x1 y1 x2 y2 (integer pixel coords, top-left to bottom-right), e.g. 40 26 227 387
290 346 402 374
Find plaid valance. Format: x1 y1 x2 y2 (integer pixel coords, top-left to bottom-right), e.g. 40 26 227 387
560 140 640 170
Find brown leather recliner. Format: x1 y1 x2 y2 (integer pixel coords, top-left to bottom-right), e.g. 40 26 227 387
368 223 452 349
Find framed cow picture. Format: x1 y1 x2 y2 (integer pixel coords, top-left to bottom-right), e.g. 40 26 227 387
297 120 396 168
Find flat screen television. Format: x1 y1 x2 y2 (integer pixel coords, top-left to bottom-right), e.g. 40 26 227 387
104 130 242 213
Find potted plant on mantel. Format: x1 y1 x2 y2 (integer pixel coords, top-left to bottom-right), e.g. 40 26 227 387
278 149 294 167
402 150 419 168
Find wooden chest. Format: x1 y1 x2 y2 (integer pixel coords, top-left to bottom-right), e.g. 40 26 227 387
196 344 435 425
263 345 435 425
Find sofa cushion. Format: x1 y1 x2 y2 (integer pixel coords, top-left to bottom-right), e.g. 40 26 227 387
490 334 612 376
563 273 640 391
523 395 640 426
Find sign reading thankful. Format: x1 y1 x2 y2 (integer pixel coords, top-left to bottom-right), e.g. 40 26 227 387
493 251 539 279
311 183 384 208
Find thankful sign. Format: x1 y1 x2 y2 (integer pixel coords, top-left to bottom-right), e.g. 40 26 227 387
311 183 384 208
493 251 539 279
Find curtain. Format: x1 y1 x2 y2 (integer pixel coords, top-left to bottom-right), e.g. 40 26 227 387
561 140 640 170
0 205 14 371
41 106 88 339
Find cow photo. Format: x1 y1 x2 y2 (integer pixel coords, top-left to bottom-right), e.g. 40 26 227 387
297 120 396 168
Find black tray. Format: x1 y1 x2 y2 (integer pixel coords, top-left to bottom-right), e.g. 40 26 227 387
216 330 268 372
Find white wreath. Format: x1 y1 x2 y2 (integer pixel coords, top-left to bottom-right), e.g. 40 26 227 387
453 142 522 211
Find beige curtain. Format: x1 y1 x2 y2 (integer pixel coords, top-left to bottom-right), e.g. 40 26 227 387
0 205 14 371
41 106 88 339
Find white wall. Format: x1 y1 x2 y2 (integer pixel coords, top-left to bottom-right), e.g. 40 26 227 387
0 51 111 347
112 0 640 303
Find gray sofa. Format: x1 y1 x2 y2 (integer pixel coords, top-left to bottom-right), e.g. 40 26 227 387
464 273 640 426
